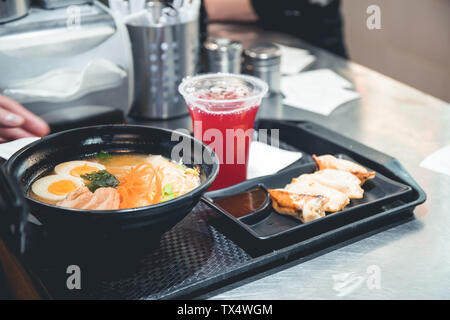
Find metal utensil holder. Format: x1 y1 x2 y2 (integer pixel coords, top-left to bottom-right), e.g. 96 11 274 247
127 15 199 119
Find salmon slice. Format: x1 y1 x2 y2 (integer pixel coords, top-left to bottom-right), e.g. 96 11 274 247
57 186 92 208
57 186 120 210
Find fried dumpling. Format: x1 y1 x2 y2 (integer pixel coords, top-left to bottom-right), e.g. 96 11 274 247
312 154 376 183
298 169 364 199
286 177 350 212
268 189 327 223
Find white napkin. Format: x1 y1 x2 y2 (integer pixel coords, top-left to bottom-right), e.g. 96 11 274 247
2 59 126 104
420 145 450 177
281 69 361 116
277 43 316 75
283 69 354 89
247 141 302 179
0 137 40 160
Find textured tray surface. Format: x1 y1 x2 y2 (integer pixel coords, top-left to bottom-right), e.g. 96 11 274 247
27 203 252 300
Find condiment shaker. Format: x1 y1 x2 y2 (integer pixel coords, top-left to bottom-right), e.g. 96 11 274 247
204 38 243 74
243 43 281 96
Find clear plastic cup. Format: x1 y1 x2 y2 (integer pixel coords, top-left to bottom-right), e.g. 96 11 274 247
179 73 268 190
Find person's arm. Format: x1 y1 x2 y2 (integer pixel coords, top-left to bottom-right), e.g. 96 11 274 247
204 0 258 22
0 94 50 143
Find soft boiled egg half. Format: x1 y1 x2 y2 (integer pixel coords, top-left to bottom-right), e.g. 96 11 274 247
55 161 105 178
31 174 83 201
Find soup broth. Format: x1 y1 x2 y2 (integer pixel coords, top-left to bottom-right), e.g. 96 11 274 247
91 154 148 179
29 153 201 210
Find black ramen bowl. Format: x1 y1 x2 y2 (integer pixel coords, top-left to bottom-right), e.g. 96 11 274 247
4 125 219 254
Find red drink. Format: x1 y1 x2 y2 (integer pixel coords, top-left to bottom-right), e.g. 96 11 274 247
188 101 259 189
179 74 268 190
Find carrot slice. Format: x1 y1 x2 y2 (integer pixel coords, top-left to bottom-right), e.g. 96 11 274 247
117 162 163 209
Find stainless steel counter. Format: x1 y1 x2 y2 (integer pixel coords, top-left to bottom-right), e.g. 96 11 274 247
131 23 450 299
2 21 448 300
200 24 449 300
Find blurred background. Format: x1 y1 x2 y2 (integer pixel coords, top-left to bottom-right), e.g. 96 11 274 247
342 0 450 103
0 0 448 130
66 0 450 103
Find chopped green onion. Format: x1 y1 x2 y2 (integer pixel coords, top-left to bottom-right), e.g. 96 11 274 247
161 184 178 202
96 151 112 161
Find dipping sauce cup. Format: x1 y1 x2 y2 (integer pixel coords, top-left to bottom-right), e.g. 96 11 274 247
179 73 268 190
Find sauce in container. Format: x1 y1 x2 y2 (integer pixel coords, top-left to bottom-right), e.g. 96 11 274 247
213 187 268 218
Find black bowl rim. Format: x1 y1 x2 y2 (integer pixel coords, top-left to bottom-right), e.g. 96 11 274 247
5 124 220 217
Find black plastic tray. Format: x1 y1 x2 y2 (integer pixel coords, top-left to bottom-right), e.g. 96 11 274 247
16 119 426 299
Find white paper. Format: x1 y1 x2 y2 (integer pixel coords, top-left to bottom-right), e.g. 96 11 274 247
247 141 302 179
283 86 361 116
281 69 360 116
420 145 450 177
3 59 126 104
0 137 40 160
282 69 354 90
276 43 316 75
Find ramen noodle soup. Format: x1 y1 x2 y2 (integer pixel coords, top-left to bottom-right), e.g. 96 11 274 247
29 153 201 210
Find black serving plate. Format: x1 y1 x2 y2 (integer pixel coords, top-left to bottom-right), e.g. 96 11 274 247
204 155 412 243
